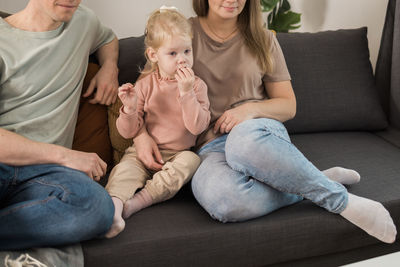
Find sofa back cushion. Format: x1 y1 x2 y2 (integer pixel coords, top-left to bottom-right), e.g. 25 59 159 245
108 36 146 164
277 27 388 133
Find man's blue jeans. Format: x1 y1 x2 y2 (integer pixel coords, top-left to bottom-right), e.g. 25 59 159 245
192 118 348 222
0 163 114 250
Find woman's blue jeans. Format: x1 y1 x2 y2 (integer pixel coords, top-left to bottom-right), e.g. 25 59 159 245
192 118 348 222
0 163 114 250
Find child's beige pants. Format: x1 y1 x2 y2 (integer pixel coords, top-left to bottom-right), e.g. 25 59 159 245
106 146 200 204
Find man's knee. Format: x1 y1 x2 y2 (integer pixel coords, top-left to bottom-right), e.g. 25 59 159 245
59 170 114 239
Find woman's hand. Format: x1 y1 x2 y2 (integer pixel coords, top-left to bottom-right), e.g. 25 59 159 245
118 83 137 114
213 103 254 134
133 128 164 171
175 67 195 96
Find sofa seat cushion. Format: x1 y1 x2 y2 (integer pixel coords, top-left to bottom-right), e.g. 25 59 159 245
82 131 400 267
277 28 388 134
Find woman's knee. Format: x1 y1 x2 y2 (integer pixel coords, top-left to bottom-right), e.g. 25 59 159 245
225 118 289 170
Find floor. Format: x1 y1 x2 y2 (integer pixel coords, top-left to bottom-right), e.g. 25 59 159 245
341 251 400 266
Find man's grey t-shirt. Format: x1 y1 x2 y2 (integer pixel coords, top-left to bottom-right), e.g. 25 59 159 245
0 5 115 148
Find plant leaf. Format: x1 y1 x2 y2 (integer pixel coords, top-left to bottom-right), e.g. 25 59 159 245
281 0 291 13
269 11 301 33
260 0 280 12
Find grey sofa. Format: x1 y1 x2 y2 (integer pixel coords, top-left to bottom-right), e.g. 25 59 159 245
81 3 400 266
2 3 399 266
83 1 400 266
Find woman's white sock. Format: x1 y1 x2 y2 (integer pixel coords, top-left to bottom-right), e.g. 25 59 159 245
340 193 397 243
323 167 360 185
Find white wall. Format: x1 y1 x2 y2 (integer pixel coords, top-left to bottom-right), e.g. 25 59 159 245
0 0 388 68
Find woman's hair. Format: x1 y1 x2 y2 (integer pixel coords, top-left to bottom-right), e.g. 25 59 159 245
192 0 273 73
142 8 193 75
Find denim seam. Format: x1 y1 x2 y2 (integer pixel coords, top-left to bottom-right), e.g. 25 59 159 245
263 128 291 145
28 179 71 202
11 167 18 185
330 192 348 214
0 196 57 218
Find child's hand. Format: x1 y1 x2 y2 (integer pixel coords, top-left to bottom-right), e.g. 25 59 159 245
118 83 137 114
175 67 195 96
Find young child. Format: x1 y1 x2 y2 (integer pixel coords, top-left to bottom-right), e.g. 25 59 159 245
105 6 211 238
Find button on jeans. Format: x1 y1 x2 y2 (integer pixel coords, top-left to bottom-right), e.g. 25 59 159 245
192 118 348 222
0 163 114 250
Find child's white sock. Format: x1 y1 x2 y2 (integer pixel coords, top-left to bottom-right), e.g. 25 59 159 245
105 197 126 238
340 193 397 243
323 167 360 185
122 189 153 219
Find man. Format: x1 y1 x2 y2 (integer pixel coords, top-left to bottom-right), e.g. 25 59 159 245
0 0 119 250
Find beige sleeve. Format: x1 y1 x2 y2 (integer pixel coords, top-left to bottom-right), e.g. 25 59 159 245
263 32 291 82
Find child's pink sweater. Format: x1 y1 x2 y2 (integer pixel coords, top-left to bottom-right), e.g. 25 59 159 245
117 71 211 151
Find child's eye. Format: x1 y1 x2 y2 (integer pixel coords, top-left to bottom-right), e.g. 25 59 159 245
169 51 177 56
184 49 192 54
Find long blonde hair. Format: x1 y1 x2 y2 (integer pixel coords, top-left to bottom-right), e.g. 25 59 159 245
142 8 193 75
192 0 273 73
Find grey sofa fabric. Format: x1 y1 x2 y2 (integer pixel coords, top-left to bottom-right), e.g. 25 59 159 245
118 35 146 84
83 132 400 267
0 11 10 18
375 0 400 128
278 28 388 133
82 22 400 266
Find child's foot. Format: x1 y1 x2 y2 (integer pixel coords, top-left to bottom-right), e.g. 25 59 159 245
323 167 360 185
105 197 126 238
340 193 397 243
122 189 153 219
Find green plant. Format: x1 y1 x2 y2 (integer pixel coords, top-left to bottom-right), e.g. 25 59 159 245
260 0 301 33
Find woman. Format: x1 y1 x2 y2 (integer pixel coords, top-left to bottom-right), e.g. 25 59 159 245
133 0 396 243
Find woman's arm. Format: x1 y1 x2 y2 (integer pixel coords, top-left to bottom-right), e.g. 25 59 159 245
133 127 164 171
214 80 296 134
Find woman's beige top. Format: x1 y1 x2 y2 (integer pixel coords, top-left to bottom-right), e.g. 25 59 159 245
190 17 291 150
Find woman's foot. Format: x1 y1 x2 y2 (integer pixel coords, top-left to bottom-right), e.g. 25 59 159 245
105 197 126 238
122 189 153 219
323 167 360 185
340 193 397 243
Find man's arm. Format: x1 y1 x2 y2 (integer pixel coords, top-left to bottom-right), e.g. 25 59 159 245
83 37 119 105
0 128 107 180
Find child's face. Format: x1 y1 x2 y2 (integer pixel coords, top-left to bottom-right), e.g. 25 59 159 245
151 35 193 79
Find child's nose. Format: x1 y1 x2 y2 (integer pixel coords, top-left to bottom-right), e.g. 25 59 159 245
177 55 186 64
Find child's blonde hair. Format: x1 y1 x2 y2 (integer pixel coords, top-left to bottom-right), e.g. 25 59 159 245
142 7 193 75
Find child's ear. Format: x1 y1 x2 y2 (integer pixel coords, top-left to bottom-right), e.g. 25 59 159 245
146 47 158 63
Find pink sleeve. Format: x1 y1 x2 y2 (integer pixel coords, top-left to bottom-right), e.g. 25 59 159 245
179 77 211 135
116 83 145 139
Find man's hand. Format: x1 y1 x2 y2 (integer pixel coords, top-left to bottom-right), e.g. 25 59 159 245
83 62 119 105
175 66 195 96
118 83 137 114
60 149 107 181
133 128 164 171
